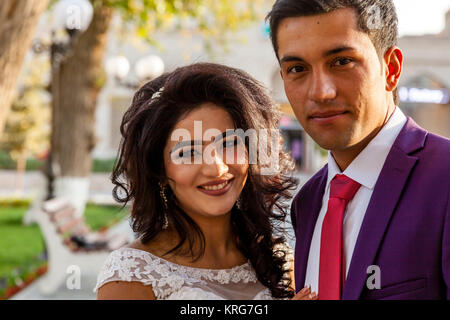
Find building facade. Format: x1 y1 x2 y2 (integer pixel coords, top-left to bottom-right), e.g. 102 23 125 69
397 10 450 138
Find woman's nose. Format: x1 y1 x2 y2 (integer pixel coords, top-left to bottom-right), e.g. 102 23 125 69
201 147 229 177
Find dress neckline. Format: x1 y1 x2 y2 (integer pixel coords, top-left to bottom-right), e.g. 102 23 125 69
119 246 252 273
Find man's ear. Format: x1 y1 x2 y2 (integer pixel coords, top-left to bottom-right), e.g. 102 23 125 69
384 46 403 93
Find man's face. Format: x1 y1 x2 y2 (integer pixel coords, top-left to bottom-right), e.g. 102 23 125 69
277 8 390 152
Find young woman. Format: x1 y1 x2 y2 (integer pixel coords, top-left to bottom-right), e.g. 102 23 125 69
95 63 317 300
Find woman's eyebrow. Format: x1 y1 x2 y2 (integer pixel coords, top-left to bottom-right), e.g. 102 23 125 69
170 140 204 154
170 130 237 154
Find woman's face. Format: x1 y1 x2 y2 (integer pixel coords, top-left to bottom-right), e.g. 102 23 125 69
163 103 249 221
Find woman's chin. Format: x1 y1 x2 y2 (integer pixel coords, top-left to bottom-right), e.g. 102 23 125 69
199 203 236 217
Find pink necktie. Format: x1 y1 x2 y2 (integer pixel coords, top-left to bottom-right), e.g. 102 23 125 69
319 174 361 300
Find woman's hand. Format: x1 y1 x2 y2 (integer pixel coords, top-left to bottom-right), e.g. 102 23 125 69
291 286 318 300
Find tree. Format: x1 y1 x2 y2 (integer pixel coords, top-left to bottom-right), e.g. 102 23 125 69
0 56 51 194
0 0 50 139
50 0 271 216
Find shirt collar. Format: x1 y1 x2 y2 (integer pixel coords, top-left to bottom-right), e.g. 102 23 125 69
327 107 407 189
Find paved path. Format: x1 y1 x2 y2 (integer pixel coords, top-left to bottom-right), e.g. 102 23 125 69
0 170 116 204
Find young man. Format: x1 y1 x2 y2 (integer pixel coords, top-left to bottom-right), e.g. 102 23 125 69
267 0 449 299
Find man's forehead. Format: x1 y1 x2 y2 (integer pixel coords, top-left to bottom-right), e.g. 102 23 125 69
277 10 372 60
277 8 362 43
281 7 359 29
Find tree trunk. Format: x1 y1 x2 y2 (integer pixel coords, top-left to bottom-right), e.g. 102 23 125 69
51 3 113 216
15 151 26 195
0 0 49 139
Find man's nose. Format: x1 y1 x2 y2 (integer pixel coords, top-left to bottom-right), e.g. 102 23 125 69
308 69 337 103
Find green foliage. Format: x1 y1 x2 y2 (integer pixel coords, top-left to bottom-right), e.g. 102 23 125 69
104 0 272 53
0 55 50 165
0 150 115 173
0 150 15 170
92 158 116 173
0 150 44 171
0 198 31 207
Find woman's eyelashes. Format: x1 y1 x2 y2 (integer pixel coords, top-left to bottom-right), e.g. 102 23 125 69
222 136 241 148
174 137 242 160
177 147 202 159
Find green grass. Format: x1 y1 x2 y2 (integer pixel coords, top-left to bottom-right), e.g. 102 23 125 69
0 150 117 173
0 207 45 278
0 203 129 281
84 204 128 231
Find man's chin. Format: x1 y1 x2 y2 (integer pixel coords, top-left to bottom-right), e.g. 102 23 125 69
312 137 348 151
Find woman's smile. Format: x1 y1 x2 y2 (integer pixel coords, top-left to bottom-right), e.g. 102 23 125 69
197 178 234 196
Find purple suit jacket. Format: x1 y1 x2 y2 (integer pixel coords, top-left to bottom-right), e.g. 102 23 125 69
291 118 450 299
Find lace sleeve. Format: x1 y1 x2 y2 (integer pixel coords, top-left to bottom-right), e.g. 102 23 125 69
94 248 154 292
93 247 189 299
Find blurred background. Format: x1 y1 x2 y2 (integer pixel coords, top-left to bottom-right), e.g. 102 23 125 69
0 0 449 300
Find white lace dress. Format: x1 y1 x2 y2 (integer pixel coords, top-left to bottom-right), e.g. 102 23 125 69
93 247 274 300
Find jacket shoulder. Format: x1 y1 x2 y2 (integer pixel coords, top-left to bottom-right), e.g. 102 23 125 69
424 132 450 155
292 166 327 209
290 166 327 233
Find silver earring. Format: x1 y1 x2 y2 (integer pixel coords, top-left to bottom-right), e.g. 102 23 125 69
159 182 169 229
236 197 242 210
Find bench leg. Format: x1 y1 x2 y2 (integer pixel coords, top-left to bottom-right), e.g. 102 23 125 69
38 255 68 295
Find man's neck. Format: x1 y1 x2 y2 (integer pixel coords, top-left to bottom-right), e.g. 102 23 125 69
331 104 396 172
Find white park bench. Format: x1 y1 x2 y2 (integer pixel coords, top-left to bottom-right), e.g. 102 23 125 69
24 195 132 295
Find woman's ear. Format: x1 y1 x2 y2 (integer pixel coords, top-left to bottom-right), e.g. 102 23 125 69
384 46 404 93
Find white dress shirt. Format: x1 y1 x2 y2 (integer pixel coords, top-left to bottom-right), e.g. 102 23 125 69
304 107 408 294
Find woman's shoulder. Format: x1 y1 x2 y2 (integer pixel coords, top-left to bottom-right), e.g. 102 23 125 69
96 278 156 300
93 243 172 297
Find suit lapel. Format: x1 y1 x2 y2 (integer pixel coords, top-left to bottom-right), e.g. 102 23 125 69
295 167 328 288
342 118 427 300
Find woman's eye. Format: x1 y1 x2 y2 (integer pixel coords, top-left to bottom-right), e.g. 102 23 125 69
223 138 239 148
178 149 200 158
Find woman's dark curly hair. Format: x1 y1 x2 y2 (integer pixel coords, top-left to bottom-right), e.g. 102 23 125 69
112 62 297 298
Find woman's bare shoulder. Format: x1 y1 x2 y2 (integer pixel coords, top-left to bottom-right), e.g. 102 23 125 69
126 232 178 257
97 280 156 300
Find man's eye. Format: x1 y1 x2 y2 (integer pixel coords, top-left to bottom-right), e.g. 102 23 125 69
287 65 306 74
333 58 353 66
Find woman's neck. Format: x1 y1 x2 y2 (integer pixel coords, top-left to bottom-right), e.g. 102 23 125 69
145 213 246 269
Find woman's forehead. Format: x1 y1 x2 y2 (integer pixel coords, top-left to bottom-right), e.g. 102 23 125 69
172 103 235 133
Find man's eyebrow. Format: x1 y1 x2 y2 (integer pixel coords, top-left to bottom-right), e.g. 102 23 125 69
279 46 357 64
279 56 305 65
323 46 357 57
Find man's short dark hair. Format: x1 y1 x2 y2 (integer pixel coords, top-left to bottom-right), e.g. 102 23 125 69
266 0 399 103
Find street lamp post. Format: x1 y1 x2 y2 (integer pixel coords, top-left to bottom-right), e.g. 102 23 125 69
32 0 93 200
105 54 165 88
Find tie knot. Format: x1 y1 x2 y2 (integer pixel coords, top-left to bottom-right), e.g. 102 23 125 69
329 174 361 201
